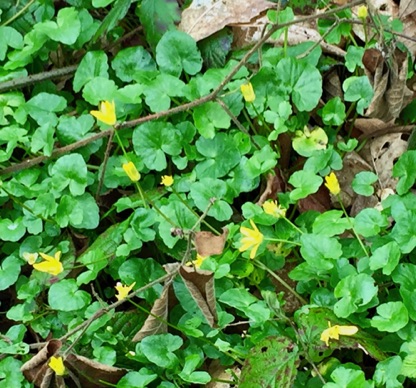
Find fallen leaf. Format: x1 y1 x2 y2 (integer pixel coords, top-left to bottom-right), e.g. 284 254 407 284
179 0 275 42
194 227 229 256
21 339 63 387
179 265 218 327
21 340 127 388
399 0 416 18
64 353 127 388
132 282 171 342
365 48 413 122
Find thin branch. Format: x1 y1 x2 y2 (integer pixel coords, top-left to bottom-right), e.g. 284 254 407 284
0 65 77 93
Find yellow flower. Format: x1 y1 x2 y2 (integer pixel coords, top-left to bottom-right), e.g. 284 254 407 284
357 5 368 19
240 82 255 103
161 175 174 187
48 356 65 376
262 200 287 218
239 220 264 259
122 162 140 182
320 322 358 346
191 254 207 269
90 100 116 125
115 282 136 301
324 172 341 196
23 252 38 265
32 251 63 276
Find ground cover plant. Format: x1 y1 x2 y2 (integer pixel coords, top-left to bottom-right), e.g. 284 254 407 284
1 0 416 386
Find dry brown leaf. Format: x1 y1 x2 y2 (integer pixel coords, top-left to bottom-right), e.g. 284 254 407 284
355 117 414 139
207 360 240 388
400 0 416 18
21 339 62 387
360 133 408 191
364 48 413 122
179 0 275 42
132 283 171 342
334 152 374 209
65 353 127 388
323 68 343 101
21 340 127 388
194 227 229 256
179 265 218 328
257 170 286 206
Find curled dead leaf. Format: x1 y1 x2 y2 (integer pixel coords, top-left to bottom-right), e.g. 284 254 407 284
195 227 229 256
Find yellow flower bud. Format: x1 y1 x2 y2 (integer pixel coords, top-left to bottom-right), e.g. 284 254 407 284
122 162 140 182
357 5 368 19
240 82 255 103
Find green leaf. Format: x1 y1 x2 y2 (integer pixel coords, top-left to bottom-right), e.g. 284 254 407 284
390 201 416 253
35 7 81 45
345 46 365 72
401 340 416 378
199 29 233 68
289 171 323 201
352 171 378 196
354 208 388 237
25 92 67 126
0 219 26 242
0 357 25 388
70 193 100 229
119 258 165 302
312 210 350 237
117 369 158 388
132 121 182 171
246 145 278 178
31 123 54 156
393 150 416 195
0 27 23 61
111 46 156 83
143 73 185 112
73 51 109 92
158 201 198 248
370 301 408 332
179 354 211 384
239 336 299 388
334 273 378 318
82 77 117 105
156 30 202 77
92 0 131 42
137 0 181 49
219 288 270 323
51 153 88 196
343 76 374 115
373 356 403 388
193 102 231 138
93 0 115 7
0 256 21 290
77 221 128 285
189 178 232 221
300 234 342 271
276 57 322 111
325 366 372 388
369 241 401 275
130 208 157 242
322 97 346 126
48 279 91 311
139 334 183 368
392 264 416 320
195 133 240 179
292 127 328 157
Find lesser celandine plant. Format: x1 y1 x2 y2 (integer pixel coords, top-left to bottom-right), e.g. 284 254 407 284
0 0 415 386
